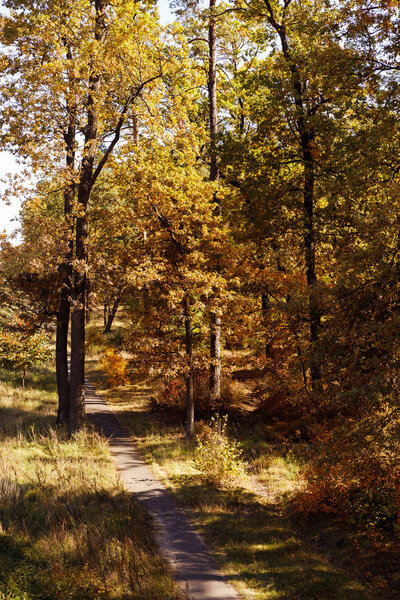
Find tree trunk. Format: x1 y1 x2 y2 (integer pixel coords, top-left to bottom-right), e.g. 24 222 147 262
302 136 321 387
69 160 93 433
56 35 76 425
209 312 221 404
68 0 106 433
68 184 91 433
69 197 89 434
103 301 109 328
267 8 322 390
69 288 86 433
261 291 273 360
208 0 219 184
238 97 245 135
86 277 91 324
56 284 70 424
208 0 222 404
104 288 122 333
132 112 139 145
183 295 194 439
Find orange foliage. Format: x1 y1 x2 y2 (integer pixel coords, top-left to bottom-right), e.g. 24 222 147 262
101 348 128 388
297 428 400 530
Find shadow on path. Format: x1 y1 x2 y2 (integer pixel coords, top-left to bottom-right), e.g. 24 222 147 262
85 379 239 600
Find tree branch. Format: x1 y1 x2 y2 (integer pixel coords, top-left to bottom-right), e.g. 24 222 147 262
91 73 162 186
262 0 282 30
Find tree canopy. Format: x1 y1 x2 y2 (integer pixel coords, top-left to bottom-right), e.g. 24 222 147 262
1 0 400 551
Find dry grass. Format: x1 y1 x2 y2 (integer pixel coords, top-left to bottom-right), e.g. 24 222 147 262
0 367 180 600
86 357 380 600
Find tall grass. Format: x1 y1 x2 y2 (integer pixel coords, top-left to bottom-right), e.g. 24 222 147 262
0 368 179 600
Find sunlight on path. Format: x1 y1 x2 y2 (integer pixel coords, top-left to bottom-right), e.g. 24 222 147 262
85 379 240 600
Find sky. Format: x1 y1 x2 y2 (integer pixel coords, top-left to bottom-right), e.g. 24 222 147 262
0 0 175 239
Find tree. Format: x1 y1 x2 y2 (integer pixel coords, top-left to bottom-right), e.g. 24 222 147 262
1 0 172 431
215 0 393 394
106 107 229 435
0 315 51 389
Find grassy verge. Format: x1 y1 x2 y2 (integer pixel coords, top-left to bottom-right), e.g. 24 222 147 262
86 357 385 600
0 365 180 600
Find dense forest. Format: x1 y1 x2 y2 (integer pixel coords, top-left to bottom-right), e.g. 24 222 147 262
1 1 400 598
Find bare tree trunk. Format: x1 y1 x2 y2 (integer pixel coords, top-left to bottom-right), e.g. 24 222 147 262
104 285 122 333
208 0 222 404
183 295 194 439
56 284 70 424
69 214 88 434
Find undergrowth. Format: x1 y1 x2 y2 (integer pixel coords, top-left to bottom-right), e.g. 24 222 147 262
86 357 383 600
194 415 247 487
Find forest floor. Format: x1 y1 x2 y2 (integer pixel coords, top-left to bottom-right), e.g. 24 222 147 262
0 364 180 600
86 352 399 600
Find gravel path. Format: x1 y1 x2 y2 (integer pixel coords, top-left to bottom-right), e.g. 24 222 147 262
85 379 240 600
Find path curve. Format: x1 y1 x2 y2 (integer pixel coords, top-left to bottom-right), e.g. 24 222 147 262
85 379 240 600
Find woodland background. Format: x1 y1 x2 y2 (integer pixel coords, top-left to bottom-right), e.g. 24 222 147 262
1 1 400 598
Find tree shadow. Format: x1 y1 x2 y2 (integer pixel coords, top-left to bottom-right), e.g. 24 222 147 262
167 475 376 600
0 404 55 440
0 364 56 393
0 480 179 600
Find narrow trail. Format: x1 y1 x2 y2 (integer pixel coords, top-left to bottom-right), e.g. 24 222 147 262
85 379 240 600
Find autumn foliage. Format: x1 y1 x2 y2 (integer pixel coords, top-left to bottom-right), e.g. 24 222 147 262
101 348 128 388
1 0 400 563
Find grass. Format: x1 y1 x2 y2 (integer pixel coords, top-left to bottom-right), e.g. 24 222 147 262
86 356 385 600
0 365 180 600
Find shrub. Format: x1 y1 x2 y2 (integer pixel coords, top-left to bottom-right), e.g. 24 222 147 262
157 378 186 410
219 380 251 412
192 373 251 413
101 348 128 387
297 424 400 530
193 415 247 487
85 327 106 354
152 374 252 415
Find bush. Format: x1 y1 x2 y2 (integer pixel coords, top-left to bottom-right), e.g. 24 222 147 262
85 327 107 354
155 378 186 410
101 348 128 387
297 425 400 530
193 415 247 487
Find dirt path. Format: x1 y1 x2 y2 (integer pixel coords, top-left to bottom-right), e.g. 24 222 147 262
85 379 240 600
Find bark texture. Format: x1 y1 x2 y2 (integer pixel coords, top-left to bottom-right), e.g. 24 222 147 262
56 284 70 424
